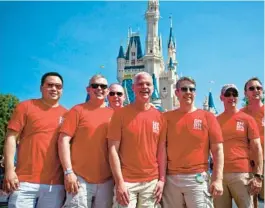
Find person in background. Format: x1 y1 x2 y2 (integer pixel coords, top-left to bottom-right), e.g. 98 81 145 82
107 83 125 110
214 84 263 208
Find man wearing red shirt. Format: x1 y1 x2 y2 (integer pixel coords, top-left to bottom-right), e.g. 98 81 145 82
214 84 263 208
108 72 166 208
241 77 264 201
163 76 224 208
4 72 67 208
58 74 114 208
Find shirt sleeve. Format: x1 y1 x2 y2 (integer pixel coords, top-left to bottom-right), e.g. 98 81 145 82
59 106 80 137
247 116 260 140
206 112 223 144
7 101 28 133
107 109 122 141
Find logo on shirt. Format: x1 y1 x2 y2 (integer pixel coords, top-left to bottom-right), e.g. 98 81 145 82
236 121 244 131
59 116 64 125
152 121 160 134
193 119 202 130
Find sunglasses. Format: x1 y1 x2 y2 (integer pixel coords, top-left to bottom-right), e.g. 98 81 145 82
46 83 63 90
90 83 108 90
180 87 196 93
109 91 123 97
248 86 263 91
224 91 238 97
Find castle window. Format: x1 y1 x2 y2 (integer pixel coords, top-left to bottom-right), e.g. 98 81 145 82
131 52 135 56
150 50 153 53
131 60 135 65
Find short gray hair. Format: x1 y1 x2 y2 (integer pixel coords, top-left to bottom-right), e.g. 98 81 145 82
89 74 107 86
133 72 152 84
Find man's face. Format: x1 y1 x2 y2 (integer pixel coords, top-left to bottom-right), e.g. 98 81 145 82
220 88 238 108
175 80 196 105
41 76 63 101
132 74 154 103
107 84 125 109
245 80 263 102
87 77 108 101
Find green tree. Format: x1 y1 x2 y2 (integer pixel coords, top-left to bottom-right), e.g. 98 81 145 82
0 94 19 155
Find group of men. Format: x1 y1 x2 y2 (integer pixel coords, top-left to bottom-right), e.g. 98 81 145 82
2 71 264 208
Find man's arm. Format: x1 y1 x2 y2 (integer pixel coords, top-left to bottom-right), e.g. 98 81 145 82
210 142 224 197
154 140 166 203
248 138 263 195
58 133 79 194
3 129 19 193
108 140 129 206
250 138 263 175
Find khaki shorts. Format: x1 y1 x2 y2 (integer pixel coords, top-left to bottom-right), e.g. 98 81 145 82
214 173 253 208
113 179 160 208
163 172 213 208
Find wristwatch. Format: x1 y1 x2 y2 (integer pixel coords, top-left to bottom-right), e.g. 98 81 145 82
64 168 74 175
254 173 264 180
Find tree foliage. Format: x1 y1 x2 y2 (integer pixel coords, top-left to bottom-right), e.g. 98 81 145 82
0 94 19 155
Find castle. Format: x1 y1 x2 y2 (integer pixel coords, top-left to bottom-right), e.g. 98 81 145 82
116 0 179 111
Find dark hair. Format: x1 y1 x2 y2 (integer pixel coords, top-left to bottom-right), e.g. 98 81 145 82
244 77 262 91
41 72 63 86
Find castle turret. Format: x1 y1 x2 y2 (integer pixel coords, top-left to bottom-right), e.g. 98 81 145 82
117 45 125 83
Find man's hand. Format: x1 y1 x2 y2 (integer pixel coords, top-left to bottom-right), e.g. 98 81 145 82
64 173 80 194
116 181 130 206
248 177 262 195
3 170 19 193
153 180 164 204
210 179 223 198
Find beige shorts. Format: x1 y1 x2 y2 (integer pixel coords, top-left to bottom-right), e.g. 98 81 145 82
214 172 253 208
113 179 160 208
163 172 213 208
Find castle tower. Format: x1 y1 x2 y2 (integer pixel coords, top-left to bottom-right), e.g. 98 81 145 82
159 17 178 110
143 0 164 82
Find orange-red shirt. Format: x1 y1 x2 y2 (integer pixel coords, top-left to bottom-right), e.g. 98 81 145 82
8 99 67 185
241 105 264 148
59 103 113 183
107 104 166 182
217 111 259 173
164 109 223 174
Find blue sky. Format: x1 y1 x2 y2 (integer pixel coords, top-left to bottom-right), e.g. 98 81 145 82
0 1 264 112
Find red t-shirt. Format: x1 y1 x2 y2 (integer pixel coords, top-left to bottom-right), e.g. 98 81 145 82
107 104 166 182
164 109 223 174
8 99 67 185
217 111 260 173
59 103 113 183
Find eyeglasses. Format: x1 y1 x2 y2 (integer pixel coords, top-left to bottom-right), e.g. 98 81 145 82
180 87 196 93
224 91 238 97
46 83 63 90
90 83 108 90
109 91 123 97
248 86 263 91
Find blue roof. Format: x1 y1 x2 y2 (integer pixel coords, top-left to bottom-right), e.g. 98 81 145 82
208 91 218 114
151 73 160 100
168 57 174 70
117 45 125 59
125 35 144 60
168 26 176 48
